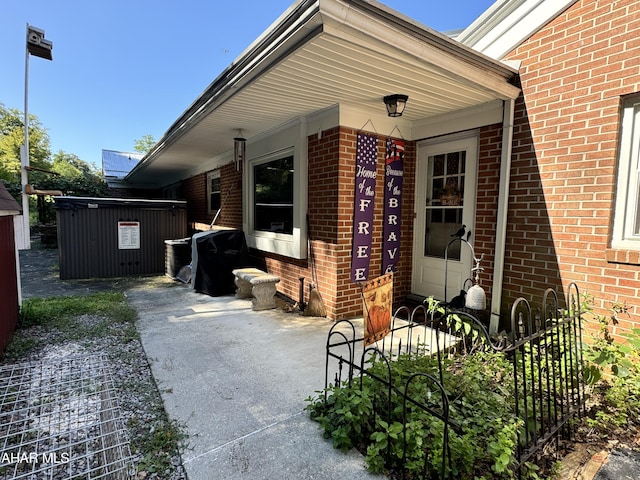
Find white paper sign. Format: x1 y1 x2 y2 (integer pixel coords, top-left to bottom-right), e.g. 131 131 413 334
118 221 140 249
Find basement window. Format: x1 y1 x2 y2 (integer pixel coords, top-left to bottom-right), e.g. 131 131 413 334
612 95 640 249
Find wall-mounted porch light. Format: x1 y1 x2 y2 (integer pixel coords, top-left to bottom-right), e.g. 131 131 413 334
383 94 409 117
234 130 246 171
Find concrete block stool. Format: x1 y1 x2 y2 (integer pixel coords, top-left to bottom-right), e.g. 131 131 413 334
232 268 281 310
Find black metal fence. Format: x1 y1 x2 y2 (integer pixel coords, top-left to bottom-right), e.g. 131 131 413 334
322 283 585 479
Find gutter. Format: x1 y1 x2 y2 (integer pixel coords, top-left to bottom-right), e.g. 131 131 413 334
457 0 579 60
490 97 515 334
128 0 520 182
127 0 321 180
348 0 519 78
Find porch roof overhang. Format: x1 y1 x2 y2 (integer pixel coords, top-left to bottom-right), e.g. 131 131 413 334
126 0 520 188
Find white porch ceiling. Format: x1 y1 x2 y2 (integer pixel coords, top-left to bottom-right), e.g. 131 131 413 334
127 0 520 188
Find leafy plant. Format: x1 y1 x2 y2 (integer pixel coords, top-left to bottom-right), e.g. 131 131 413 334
306 350 536 479
580 294 640 432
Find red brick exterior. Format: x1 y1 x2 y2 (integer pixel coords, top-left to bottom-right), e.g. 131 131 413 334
181 163 243 231
180 174 208 227
178 124 503 321
266 127 416 320
475 123 505 310
114 0 640 334
501 0 640 335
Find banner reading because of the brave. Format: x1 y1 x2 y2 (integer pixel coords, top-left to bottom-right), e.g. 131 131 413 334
351 133 378 282
382 138 404 274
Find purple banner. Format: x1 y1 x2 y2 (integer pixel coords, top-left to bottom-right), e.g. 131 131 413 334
351 133 378 282
382 138 404 274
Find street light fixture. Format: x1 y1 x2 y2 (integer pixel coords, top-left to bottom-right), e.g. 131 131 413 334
21 24 53 249
27 25 53 60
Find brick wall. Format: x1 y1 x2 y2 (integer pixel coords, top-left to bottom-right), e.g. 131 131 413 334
177 124 500 321
329 127 416 319
261 126 416 319
260 128 340 314
107 187 162 199
502 0 640 335
216 163 243 229
475 123 505 310
181 173 208 228
182 163 243 230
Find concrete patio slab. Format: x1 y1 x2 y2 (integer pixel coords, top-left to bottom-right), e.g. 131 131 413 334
127 283 380 480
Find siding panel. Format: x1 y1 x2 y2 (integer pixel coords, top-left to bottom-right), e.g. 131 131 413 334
55 197 187 280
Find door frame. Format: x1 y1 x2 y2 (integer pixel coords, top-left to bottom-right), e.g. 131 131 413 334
412 131 479 300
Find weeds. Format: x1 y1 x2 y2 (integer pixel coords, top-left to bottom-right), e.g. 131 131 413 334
581 294 640 438
1 292 186 478
19 292 136 328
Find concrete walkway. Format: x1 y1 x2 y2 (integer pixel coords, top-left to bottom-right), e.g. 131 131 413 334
127 283 379 480
18 242 638 479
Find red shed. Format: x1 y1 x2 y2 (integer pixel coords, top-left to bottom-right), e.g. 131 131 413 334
0 182 22 353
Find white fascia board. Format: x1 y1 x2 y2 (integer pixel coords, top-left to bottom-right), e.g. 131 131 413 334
411 100 505 140
458 0 578 60
0 209 20 216
320 1 520 100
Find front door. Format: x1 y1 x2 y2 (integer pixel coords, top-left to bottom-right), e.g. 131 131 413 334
412 134 478 302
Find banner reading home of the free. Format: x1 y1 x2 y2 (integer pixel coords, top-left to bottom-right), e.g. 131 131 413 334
351 133 378 282
382 138 404 274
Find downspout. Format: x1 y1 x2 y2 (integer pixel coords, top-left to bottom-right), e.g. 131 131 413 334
489 98 515 334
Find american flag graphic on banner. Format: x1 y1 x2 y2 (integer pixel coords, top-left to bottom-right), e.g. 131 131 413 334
351 133 378 282
386 137 404 164
383 138 404 275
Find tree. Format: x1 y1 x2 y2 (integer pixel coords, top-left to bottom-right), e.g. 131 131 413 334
32 152 109 223
0 102 51 199
50 151 109 195
0 103 109 224
134 134 155 154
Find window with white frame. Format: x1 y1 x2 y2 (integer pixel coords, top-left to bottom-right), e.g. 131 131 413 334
612 95 640 249
242 118 308 259
245 144 306 258
207 170 221 215
254 155 294 234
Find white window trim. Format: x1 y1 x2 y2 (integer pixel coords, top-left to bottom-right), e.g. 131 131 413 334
243 119 308 259
612 96 640 250
207 170 221 216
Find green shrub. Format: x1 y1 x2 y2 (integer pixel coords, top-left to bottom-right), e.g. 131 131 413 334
306 350 537 479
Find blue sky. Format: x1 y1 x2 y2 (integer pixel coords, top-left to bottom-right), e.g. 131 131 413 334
1 1 494 169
